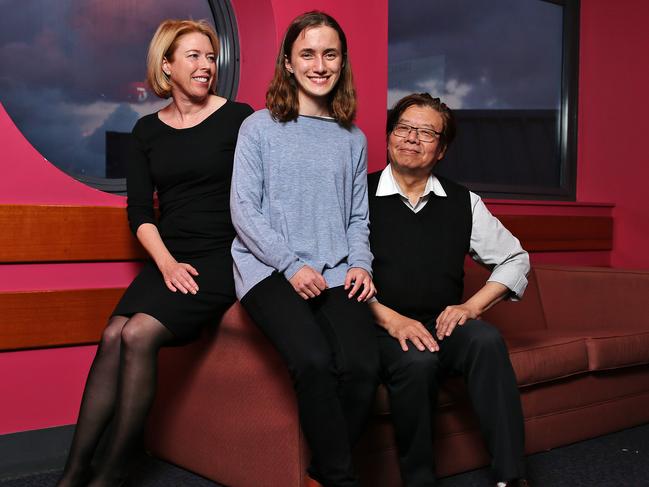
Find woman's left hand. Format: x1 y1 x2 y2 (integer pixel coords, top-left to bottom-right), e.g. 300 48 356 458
344 268 376 301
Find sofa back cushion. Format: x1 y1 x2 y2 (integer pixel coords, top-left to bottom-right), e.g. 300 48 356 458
463 261 547 333
534 266 649 332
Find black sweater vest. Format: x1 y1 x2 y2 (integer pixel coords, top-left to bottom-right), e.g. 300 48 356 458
368 171 472 325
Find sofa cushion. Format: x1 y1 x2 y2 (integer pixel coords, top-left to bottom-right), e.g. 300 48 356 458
586 330 649 371
373 384 390 416
535 266 649 332
505 333 589 387
520 365 649 419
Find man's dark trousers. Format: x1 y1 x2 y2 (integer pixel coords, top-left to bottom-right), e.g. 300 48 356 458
378 319 525 486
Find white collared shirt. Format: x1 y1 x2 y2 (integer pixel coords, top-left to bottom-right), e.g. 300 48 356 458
374 164 530 299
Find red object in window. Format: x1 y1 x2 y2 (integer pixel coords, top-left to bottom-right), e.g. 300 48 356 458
124 81 152 103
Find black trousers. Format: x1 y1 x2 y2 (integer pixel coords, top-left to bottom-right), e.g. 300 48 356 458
378 319 525 486
242 273 380 487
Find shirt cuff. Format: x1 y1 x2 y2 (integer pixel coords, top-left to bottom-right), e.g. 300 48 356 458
487 270 528 301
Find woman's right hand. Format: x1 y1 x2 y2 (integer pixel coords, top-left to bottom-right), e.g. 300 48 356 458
160 260 199 295
289 265 327 300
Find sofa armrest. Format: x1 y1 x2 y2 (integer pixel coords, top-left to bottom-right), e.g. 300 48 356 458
147 303 308 487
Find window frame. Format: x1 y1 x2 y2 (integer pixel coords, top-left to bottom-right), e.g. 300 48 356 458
388 0 580 201
557 0 580 202
469 0 580 200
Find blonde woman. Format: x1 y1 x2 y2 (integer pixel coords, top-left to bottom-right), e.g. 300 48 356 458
57 19 252 487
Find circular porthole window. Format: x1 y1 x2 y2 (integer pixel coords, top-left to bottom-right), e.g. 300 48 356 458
0 0 239 194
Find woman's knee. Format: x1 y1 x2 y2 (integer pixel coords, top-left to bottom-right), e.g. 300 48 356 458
119 314 170 352
289 350 335 386
342 347 380 384
99 316 128 350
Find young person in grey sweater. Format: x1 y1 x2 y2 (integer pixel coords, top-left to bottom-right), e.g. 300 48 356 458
230 11 379 487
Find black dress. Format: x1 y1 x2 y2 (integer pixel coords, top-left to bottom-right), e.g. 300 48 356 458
112 100 254 341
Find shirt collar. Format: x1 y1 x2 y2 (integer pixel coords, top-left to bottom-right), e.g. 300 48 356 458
375 164 447 198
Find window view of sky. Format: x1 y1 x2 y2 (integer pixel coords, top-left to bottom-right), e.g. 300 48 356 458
0 0 214 178
0 0 564 184
388 0 563 110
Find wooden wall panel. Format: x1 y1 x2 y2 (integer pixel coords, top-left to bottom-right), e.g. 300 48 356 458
499 215 613 251
0 205 612 351
0 288 124 351
0 205 147 263
0 205 612 264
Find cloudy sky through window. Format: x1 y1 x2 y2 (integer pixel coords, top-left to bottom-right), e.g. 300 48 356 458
0 0 214 178
388 0 563 110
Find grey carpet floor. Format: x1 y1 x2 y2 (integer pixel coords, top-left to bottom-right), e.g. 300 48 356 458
2 423 648 486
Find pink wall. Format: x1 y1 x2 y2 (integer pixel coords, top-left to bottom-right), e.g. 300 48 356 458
0 0 387 435
577 0 649 269
0 347 98 432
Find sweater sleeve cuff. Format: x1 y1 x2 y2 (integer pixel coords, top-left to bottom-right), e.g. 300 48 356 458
348 261 373 278
283 260 306 281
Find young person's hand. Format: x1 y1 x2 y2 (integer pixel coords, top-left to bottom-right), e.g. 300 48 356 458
289 265 328 300
344 268 376 301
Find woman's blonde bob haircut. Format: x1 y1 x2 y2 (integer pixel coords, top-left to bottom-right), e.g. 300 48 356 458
147 19 220 99
266 11 356 128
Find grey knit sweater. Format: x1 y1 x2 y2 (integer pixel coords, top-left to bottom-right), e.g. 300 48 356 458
230 109 373 299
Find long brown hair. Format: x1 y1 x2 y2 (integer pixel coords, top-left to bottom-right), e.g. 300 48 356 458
266 11 356 128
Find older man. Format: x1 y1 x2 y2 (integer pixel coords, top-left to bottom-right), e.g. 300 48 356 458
368 93 530 487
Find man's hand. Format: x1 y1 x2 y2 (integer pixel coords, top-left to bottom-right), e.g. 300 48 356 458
160 260 199 295
387 314 438 353
435 282 509 339
289 265 328 300
344 267 376 301
370 301 437 352
435 303 479 340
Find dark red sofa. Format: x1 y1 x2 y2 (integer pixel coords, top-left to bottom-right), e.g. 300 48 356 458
147 265 649 486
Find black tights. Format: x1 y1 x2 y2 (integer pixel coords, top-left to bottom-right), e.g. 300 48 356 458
57 313 174 487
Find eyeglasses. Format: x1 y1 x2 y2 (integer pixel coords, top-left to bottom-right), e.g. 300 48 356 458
392 122 442 143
